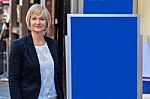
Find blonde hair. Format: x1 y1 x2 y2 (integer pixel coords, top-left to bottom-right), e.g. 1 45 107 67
26 4 51 32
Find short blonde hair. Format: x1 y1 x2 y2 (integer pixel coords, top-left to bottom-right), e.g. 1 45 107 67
26 4 51 32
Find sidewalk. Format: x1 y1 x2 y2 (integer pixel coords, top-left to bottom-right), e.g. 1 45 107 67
0 75 10 99
0 76 149 99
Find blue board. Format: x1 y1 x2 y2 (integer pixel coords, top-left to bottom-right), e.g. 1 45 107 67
84 0 133 14
66 14 139 99
143 80 150 94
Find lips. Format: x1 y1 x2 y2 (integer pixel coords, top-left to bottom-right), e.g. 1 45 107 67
34 26 42 28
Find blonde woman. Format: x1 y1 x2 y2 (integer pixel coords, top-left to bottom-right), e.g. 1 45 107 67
9 4 64 99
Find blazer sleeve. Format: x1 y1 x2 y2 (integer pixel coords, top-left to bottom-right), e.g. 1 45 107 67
9 41 22 99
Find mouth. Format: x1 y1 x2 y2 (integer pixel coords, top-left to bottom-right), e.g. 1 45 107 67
34 26 42 28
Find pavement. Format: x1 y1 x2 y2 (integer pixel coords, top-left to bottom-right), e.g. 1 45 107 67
0 74 10 99
0 75 150 99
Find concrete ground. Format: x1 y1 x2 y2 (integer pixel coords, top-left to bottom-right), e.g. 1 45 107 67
0 78 149 99
0 81 10 99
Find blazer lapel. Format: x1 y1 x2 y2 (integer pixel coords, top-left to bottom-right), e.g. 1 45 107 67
44 37 58 72
44 37 57 61
25 34 57 75
26 33 40 74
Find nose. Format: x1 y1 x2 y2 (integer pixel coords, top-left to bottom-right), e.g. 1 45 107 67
36 19 40 24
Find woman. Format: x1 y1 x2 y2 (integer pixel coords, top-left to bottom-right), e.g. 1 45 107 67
0 22 9 40
9 4 64 99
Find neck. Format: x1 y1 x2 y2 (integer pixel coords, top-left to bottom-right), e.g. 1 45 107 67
31 32 46 46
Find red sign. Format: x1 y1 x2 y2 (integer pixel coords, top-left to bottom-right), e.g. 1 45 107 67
0 0 9 3
0 0 9 1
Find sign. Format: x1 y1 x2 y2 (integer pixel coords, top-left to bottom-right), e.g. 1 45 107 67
83 0 133 14
66 14 141 99
0 0 9 4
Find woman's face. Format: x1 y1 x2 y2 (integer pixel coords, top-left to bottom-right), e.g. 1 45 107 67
30 14 47 33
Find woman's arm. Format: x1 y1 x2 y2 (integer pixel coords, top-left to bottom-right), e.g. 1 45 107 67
9 41 22 99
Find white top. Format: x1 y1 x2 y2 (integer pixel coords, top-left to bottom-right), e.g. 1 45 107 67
35 43 57 99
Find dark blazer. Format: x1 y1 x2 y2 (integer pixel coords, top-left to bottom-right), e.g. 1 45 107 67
9 33 64 99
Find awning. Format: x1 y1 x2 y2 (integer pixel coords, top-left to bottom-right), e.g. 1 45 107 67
0 0 9 3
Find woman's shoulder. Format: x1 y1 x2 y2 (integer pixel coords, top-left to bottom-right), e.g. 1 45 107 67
44 36 57 45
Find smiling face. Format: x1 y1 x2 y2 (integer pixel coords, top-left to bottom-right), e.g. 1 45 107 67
30 15 47 34
26 4 51 34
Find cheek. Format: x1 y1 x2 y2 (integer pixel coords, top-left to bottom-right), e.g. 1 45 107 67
29 21 33 28
30 22 35 29
30 21 35 25
43 21 47 26
43 22 47 28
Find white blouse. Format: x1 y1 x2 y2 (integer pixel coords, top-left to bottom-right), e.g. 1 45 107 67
35 43 57 99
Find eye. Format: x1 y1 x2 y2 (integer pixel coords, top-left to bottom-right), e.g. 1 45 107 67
31 17 37 20
40 18 46 21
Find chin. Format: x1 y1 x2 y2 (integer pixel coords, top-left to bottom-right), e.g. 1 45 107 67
32 30 43 34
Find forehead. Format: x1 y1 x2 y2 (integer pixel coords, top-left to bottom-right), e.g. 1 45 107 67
31 14 45 18
30 8 43 15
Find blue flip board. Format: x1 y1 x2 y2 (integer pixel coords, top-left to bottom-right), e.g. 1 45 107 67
143 81 150 93
84 0 133 14
67 14 139 99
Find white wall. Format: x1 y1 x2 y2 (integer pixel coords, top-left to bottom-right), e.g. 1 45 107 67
138 0 150 35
